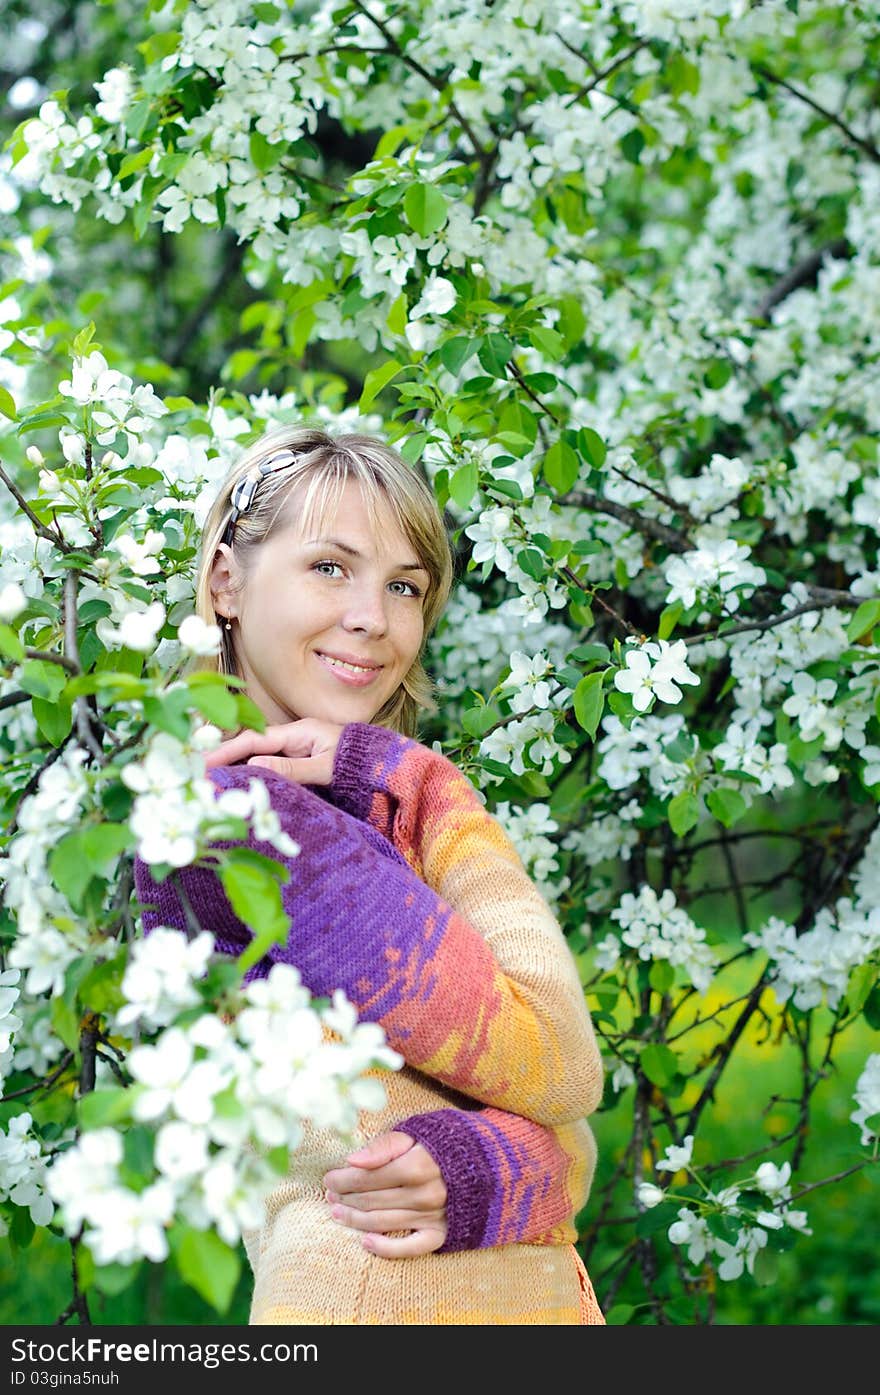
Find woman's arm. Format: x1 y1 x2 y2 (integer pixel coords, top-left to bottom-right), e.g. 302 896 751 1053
329 722 603 1120
326 722 602 1249
133 763 596 1125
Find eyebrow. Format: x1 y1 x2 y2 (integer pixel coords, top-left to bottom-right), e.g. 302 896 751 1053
305 537 429 573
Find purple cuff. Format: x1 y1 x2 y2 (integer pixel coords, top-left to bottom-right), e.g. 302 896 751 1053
329 722 405 821
398 1110 494 1254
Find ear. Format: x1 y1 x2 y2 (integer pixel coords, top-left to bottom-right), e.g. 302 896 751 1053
209 542 241 621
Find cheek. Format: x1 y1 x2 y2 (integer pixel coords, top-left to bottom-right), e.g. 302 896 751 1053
399 611 425 665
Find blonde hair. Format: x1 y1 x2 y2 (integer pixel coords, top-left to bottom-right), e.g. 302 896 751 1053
194 425 455 736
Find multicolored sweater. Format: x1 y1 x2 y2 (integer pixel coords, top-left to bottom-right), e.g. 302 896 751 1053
134 723 604 1324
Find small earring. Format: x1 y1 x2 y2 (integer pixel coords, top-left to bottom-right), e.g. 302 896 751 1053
224 619 233 631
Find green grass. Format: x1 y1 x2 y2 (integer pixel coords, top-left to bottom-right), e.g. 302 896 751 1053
583 997 880 1324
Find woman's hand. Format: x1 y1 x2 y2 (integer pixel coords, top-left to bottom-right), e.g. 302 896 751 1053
203 718 346 786
323 1131 448 1258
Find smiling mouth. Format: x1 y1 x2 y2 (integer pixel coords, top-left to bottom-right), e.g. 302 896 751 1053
315 652 383 674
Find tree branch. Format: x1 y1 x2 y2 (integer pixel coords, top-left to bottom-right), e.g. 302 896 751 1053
349 0 487 159
755 237 851 321
0 460 66 548
683 593 864 645
563 490 691 553
753 65 880 165
562 39 650 109
165 237 246 367
63 571 103 761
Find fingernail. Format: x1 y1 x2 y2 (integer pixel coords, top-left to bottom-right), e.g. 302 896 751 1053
329 1206 344 1222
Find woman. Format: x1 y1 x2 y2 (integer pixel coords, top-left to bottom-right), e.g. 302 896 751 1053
134 426 605 1324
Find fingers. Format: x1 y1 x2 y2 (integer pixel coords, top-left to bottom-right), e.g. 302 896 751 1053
204 725 305 767
344 1131 414 1169
361 1228 447 1259
247 753 333 785
203 721 342 786
324 1146 442 1199
325 1179 446 1213
329 1204 445 1234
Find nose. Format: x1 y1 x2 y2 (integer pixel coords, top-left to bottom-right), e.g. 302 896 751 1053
341 582 389 638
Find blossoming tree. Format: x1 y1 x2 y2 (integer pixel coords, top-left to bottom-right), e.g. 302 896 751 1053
1 0 879 1324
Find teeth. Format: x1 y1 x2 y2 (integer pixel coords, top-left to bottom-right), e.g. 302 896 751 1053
322 655 374 673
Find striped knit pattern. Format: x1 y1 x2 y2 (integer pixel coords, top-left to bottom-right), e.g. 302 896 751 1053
134 723 604 1324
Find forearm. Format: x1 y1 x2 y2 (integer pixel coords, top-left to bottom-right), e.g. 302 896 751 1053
331 724 604 1123
133 766 589 1121
397 1107 597 1252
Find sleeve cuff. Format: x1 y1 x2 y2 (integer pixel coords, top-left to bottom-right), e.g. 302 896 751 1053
398 1110 495 1253
329 722 405 821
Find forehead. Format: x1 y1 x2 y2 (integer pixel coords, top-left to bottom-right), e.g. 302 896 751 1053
283 476 411 551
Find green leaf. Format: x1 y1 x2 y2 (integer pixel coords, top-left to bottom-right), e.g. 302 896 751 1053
77 955 126 1015
234 691 268 732
706 787 747 828
219 858 290 974
557 296 586 350
604 1304 636 1326
386 292 407 336
0 623 24 659
543 441 579 492
438 336 475 375
863 985 880 1030
359 359 402 411
477 333 514 378
19 660 67 702
50 994 80 1053
79 1087 134 1130
649 960 675 994
402 183 448 236
8 1208 35 1252
142 689 191 741
92 1261 142 1296
658 602 683 641
528 326 565 361
847 963 877 1015
573 671 606 738
668 791 700 836
461 704 503 738
189 685 240 729
173 1227 241 1314
752 1247 780 1287
0 385 17 420
640 1042 678 1087
249 129 281 173
847 599 880 642
578 427 607 468
32 695 73 746
49 832 93 909
449 459 479 510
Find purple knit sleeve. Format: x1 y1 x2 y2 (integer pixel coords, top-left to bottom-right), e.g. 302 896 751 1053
132 766 567 1119
328 722 404 823
395 1110 494 1253
398 1106 585 1252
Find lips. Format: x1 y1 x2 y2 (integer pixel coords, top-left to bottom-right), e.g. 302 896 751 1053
313 650 385 687
315 651 383 671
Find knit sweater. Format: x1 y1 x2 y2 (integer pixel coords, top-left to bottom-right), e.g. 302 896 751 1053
134 723 604 1324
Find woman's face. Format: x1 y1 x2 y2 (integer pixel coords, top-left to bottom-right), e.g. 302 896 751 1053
212 478 428 727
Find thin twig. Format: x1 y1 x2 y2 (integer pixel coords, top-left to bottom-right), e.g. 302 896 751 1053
0 1051 75 1103
683 594 863 646
63 571 103 761
564 490 691 553
0 460 67 548
753 65 880 165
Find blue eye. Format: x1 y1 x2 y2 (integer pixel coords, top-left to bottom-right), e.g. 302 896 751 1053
389 579 422 598
313 560 344 578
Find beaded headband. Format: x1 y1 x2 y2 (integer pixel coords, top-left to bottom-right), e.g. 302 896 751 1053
221 448 299 546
